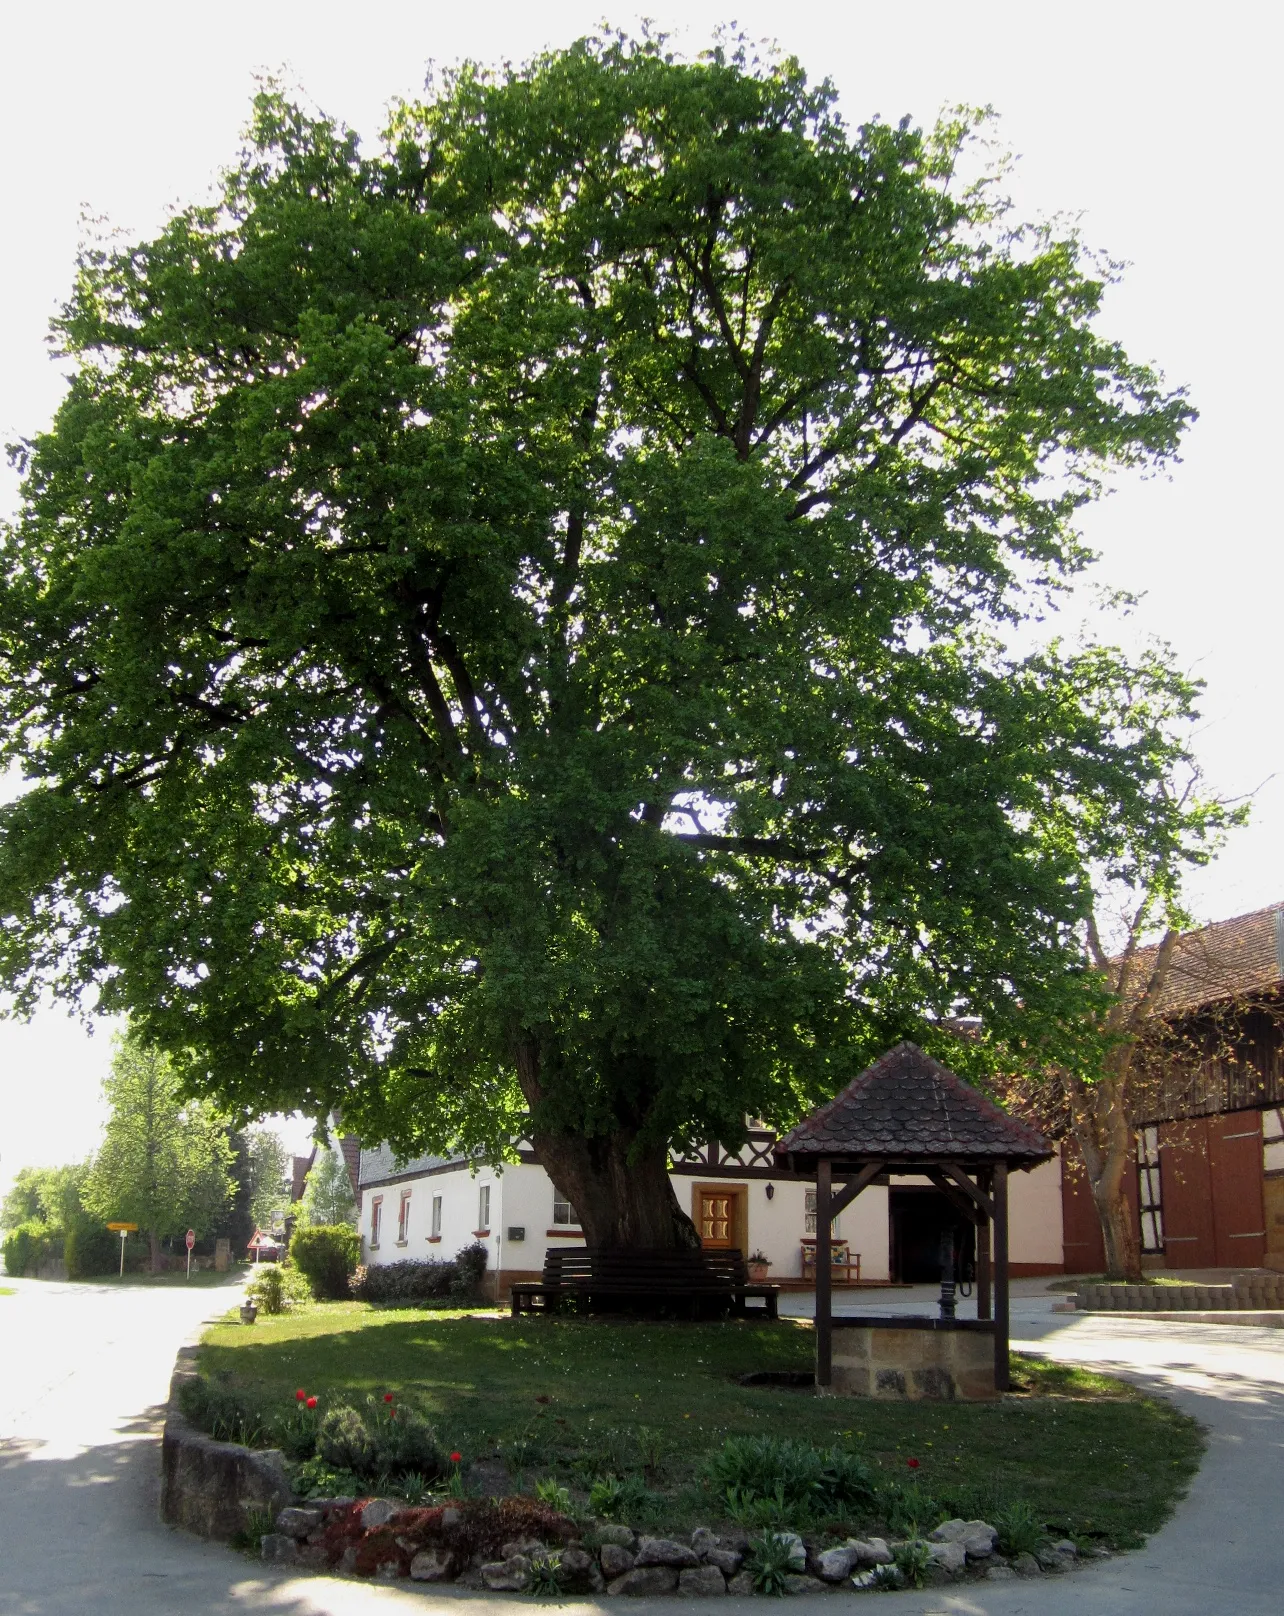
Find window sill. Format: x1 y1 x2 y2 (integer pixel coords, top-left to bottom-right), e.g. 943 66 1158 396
473 1229 491 1238
546 1228 584 1237
427 1235 442 1244
369 1244 379 1251
395 1239 408 1247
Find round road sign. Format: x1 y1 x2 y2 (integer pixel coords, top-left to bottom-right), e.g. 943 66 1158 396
185 1229 196 1250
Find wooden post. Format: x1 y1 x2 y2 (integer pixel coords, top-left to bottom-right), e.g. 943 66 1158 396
816 1158 833 1387
993 1160 1009 1392
977 1168 992 1322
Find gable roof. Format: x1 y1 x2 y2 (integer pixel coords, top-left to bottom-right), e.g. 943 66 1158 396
775 1041 1052 1168
1121 902 1284 1019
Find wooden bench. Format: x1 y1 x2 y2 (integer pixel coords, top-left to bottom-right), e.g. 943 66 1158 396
511 1247 779 1320
800 1238 861 1286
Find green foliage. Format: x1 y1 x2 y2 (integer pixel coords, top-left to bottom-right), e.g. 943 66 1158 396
451 1241 490 1298
399 1472 429 1505
528 1552 565 1597
63 1212 119 1277
289 1456 363 1499
745 1532 799 1595
298 1148 358 1228
178 1377 265 1446
316 1404 375 1474
1 1220 60 1277
230 1504 277 1555
0 32 1209 1231
702 1434 869 1516
891 1539 932 1589
534 1477 572 1513
81 1033 235 1261
244 1127 291 1235
587 1476 626 1518
350 1255 458 1305
289 1223 361 1299
245 1263 310 1315
0 1163 88 1234
994 1499 1046 1558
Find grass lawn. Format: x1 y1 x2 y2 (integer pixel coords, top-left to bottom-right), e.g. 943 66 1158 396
82 1268 247 1287
0 1286 13 1296
197 1302 1202 1549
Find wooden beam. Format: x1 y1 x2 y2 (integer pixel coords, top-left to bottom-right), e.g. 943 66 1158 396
925 1169 982 1227
829 1159 886 1218
940 1162 994 1221
816 1158 833 1387
993 1161 1009 1392
977 1168 992 1322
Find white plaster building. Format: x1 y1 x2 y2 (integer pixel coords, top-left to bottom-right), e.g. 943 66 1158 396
356 1130 1063 1300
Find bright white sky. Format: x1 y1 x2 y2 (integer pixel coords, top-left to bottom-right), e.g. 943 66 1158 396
0 1 1279 1197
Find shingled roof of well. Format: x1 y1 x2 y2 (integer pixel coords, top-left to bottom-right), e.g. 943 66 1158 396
775 1042 1052 1167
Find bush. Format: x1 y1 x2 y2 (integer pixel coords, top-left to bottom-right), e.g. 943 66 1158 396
349 1244 490 1306
317 1404 375 1474
64 1215 119 1278
1 1220 62 1278
350 1257 456 1305
290 1223 361 1299
702 1435 823 1509
451 1240 489 1297
315 1395 444 1482
246 1262 311 1314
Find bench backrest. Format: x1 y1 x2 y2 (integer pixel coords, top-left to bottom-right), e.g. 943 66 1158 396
541 1246 746 1289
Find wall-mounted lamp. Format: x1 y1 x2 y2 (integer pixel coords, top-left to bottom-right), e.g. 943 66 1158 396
765 1183 775 1200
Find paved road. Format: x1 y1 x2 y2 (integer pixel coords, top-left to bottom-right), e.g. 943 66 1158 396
0 1276 1280 1614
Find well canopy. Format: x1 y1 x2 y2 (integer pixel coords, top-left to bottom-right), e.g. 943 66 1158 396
774 1041 1051 1173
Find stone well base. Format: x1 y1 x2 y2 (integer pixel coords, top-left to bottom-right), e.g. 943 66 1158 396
829 1316 996 1400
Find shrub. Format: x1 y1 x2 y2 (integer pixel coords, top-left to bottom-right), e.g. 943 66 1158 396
350 1257 456 1305
63 1214 119 1278
290 1223 361 1299
534 1477 572 1513
364 1393 445 1480
317 1404 375 1474
1 1220 62 1278
246 1263 310 1314
451 1241 490 1298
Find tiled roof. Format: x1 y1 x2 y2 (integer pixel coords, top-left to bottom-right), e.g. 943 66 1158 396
775 1042 1052 1167
358 1143 468 1188
1120 902 1284 1018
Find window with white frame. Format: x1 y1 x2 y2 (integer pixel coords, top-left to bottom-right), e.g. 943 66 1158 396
552 1189 579 1226
803 1189 840 1237
1136 1126 1164 1254
431 1194 442 1239
477 1183 491 1232
397 1191 411 1244
370 1196 383 1247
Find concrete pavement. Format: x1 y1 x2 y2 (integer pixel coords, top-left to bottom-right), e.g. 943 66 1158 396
1 1275 1281 1613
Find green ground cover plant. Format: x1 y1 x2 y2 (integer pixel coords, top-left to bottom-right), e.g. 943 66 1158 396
194 1306 1202 1549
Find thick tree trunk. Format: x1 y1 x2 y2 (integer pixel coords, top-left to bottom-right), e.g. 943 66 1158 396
515 1037 701 1251
1068 1066 1143 1282
148 1229 163 1274
531 1129 702 1250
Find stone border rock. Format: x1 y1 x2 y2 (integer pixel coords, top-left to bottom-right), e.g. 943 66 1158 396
160 1343 294 1540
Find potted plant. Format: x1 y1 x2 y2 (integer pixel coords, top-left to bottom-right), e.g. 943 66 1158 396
746 1250 772 1283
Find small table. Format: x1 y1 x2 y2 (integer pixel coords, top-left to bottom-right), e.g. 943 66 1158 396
801 1238 860 1285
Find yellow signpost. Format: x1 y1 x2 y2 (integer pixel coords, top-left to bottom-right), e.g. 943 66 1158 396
106 1222 139 1278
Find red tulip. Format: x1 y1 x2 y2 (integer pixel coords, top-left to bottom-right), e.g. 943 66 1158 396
907 1458 920 1470
450 1451 462 1464
306 1396 317 1410
383 1393 394 1403
295 1389 306 1401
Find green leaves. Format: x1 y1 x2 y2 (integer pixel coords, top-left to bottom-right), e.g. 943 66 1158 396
0 34 1203 1172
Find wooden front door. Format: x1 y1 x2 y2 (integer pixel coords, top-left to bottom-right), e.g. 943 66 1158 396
699 1190 734 1248
1209 1114 1266 1266
693 1184 745 1251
